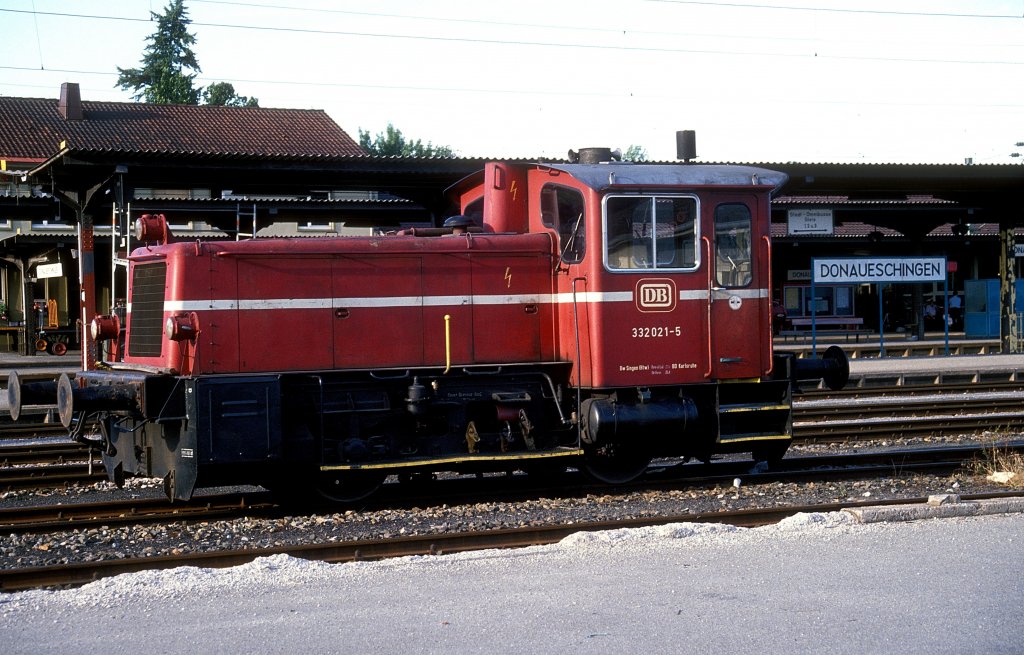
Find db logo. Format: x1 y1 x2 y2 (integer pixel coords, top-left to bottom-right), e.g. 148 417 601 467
636 279 676 312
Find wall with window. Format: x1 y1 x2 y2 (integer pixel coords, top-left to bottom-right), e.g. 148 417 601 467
782 284 856 317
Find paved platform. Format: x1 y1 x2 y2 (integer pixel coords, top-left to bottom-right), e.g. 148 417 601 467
847 352 1024 379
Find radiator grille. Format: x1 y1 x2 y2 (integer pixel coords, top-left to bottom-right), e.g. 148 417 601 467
128 263 167 357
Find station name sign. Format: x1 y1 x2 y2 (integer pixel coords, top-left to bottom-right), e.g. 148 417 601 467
813 257 946 284
35 263 63 279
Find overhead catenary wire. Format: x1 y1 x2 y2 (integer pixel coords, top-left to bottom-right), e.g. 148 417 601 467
0 6 1021 67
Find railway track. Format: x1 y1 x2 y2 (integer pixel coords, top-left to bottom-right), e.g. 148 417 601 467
793 382 1024 440
0 491 277 534
0 422 67 440
2 490 1020 592
0 441 93 466
799 380 1024 399
0 462 108 490
3 442 1019 536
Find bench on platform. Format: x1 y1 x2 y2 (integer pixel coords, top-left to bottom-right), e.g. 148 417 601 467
0 326 22 351
780 317 869 342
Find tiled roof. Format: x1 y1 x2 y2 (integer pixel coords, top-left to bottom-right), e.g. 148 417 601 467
770 221 903 239
773 195 957 206
770 221 1021 239
0 92 365 161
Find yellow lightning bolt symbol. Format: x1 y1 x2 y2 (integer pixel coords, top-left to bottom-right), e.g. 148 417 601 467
510 180 518 201
504 266 512 288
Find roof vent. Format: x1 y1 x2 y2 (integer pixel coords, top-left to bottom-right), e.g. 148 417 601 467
59 82 83 121
567 148 621 164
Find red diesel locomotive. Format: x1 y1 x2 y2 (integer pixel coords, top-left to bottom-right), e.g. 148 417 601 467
9 150 847 501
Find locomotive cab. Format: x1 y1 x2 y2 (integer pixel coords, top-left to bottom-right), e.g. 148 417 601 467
458 155 844 480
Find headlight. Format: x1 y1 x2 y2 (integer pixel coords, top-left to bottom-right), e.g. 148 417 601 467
165 313 199 342
90 315 120 341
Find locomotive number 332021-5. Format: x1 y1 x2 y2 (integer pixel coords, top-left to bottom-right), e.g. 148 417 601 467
631 326 682 338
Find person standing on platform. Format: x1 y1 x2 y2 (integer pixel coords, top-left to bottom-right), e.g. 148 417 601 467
949 292 963 331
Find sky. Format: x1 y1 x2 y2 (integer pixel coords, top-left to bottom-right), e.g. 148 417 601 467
1 0 1022 164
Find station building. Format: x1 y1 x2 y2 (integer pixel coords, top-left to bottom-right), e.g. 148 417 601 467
768 164 1024 346
2 83 1023 358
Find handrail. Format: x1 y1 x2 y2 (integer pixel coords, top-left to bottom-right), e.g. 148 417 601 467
762 234 773 376
702 236 713 378
443 314 452 374
571 276 587 448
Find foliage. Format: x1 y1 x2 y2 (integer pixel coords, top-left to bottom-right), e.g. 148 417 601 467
358 123 456 157
623 144 648 162
202 82 259 107
117 0 259 107
972 444 1024 487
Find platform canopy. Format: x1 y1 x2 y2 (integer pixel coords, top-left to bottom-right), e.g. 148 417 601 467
22 153 1024 235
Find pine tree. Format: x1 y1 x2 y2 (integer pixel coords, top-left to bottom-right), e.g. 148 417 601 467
116 0 201 104
116 0 259 107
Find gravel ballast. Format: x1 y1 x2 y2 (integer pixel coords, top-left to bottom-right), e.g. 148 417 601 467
2 463 1016 571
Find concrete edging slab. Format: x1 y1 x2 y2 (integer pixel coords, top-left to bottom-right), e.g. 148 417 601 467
844 494 1024 523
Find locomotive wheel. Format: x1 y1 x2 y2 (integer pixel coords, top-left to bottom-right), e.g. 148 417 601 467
317 471 385 503
581 445 651 485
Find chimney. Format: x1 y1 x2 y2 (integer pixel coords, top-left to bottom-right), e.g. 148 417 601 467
59 82 83 121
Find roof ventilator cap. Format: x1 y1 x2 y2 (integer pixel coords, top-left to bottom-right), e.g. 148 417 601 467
567 148 621 164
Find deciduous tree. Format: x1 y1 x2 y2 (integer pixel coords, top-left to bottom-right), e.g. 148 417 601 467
358 123 456 157
202 82 259 107
624 144 648 162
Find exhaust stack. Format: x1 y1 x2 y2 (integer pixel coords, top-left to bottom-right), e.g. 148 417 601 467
676 130 697 162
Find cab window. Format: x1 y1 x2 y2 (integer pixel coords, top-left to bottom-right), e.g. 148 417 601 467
714 203 752 287
605 195 697 270
541 185 586 264
464 197 483 225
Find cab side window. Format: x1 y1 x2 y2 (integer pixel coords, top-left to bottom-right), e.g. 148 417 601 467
541 185 586 264
606 195 697 270
714 203 752 287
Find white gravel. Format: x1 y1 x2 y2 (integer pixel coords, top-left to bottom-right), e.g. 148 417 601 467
2 511 858 613
2 511 1022 655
